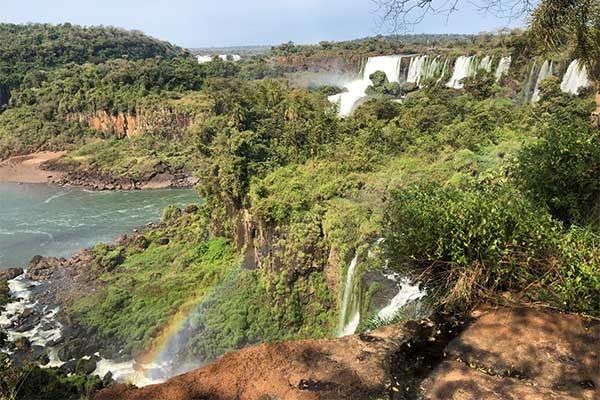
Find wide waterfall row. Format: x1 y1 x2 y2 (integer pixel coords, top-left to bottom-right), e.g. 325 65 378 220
329 53 593 116
329 54 513 116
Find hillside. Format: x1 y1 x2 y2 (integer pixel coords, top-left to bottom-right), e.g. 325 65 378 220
0 23 187 103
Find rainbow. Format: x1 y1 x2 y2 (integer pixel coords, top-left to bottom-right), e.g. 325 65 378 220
125 295 208 386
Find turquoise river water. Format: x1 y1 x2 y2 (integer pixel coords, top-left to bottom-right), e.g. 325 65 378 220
0 183 199 268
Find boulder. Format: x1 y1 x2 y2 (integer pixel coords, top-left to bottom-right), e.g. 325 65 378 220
76 356 99 375
184 204 199 214
94 321 433 400
26 256 64 281
133 235 150 251
0 268 24 282
157 238 170 246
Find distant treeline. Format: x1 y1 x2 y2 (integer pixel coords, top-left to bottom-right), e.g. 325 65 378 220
0 23 186 89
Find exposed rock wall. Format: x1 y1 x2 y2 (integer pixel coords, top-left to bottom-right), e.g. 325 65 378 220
273 54 363 74
70 107 198 139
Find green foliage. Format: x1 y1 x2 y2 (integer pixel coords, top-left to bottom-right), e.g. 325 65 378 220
0 106 96 159
516 117 600 225
161 205 182 224
197 79 339 208
69 211 240 355
188 267 334 362
383 183 599 314
366 71 401 97
0 23 185 89
0 353 104 400
463 70 499 100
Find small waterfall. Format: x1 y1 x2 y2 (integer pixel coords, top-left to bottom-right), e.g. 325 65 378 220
329 55 405 116
479 56 492 72
377 277 426 321
531 60 554 103
338 254 361 336
447 56 478 89
560 60 592 95
521 61 539 103
494 56 512 81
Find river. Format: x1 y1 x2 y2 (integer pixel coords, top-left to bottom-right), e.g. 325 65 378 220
0 183 200 268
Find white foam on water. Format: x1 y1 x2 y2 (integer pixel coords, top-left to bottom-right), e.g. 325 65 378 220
377 279 426 320
560 60 592 95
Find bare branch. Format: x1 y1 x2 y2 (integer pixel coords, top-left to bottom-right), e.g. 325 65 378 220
373 0 535 33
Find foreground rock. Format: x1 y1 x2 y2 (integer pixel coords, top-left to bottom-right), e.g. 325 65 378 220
94 321 435 400
421 307 598 400
94 307 598 400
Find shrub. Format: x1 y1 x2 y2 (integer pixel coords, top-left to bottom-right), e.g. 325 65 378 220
383 183 561 307
161 205 182 224
516 121 600 225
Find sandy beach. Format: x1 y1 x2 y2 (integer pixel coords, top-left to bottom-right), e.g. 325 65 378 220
0 151 66 183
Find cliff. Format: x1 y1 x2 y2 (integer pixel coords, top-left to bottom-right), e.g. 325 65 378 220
273 54 363 74
69 107 197 139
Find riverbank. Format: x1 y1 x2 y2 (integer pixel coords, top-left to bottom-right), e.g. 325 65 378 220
0 151 66 183
0 151 198 190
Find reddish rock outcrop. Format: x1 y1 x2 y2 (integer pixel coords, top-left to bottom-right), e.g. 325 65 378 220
94 307 599 400
421 307 599 400
94 321 433 400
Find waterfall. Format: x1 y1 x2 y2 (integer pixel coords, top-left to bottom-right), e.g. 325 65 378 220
377 278 426 321
447 56 478 89
560 60 592 95
531 60 554 103
479 56 492 73
522 62 539 103
494 56 512 81
407 55 445 86
338 253 361 336
329 55 405 116
406 55 427 84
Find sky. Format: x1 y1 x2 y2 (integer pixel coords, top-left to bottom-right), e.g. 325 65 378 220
2 0 528 48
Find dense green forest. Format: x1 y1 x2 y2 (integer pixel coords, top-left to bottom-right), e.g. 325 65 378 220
0 23 185 88
0 22 598 399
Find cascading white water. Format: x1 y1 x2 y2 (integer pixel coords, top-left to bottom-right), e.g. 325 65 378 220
479 56 492 72
560 60 592 95
406 55 445 86
437 59 449 83
338 254 360 336
447 56 478 89
494 56 512 81
328 55 404 116
406 55 427 84
531 60 554 103
377 277 426 320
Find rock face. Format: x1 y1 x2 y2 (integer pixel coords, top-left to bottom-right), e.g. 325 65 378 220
93 307 599 400
94 321 435 400
69 108 197 140
420 307 599 400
